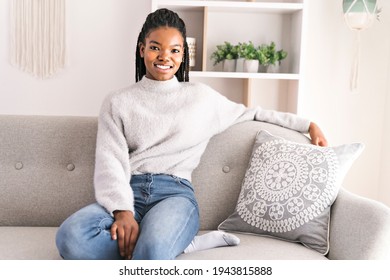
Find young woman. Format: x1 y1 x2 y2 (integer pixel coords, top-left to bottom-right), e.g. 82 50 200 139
56 8 327 260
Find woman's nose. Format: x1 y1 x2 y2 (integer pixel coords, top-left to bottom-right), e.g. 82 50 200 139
158 50 169 61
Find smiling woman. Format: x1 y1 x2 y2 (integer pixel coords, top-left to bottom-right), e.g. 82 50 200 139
139 27 184 81
135 8 190 82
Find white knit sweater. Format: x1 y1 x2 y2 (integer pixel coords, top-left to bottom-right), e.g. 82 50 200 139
94 76 310 214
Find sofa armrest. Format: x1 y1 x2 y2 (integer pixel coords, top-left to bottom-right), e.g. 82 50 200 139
327 188 390 259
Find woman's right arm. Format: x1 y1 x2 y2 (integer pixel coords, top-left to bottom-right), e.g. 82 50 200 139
94 95 134 215
94 95 139 259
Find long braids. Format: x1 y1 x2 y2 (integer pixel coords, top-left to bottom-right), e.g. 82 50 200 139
135 8 190 82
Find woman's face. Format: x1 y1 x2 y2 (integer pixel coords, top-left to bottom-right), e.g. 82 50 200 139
139 27 184 81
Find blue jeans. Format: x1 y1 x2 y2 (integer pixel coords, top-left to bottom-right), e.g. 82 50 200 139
56 174 199 260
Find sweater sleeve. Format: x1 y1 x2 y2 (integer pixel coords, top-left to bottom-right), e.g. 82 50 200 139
94 95 134 215
252 107 311 133
210 86 310 133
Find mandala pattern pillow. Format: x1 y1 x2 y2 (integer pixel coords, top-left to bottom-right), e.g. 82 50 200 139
218 130 364 255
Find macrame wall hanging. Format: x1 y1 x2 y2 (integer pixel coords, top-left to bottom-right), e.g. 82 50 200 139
10 0 66 79
343 0 381 91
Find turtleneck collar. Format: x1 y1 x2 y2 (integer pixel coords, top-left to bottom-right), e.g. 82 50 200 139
138 75 181 93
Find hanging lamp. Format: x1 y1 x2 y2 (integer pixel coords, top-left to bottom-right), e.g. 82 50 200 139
342 0 380 91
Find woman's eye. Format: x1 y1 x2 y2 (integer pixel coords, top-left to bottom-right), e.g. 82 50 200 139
150 46 159 51
172 49 180 54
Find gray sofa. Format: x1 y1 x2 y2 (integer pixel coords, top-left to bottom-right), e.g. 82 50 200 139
1 115 390 260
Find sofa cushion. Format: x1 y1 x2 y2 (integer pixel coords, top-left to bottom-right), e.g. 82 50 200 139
218 130 364 255
0 227 61 260
177 231 327 260
0 227 326 260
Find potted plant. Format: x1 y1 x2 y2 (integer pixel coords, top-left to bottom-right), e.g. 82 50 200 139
242 41 259 73
234 42 247 72
266 49 287 73
210 41 238 72
257 44 270 72
276 49 288 65
259 42 288 73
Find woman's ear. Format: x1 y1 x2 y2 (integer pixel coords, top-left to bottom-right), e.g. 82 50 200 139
139 43 145 58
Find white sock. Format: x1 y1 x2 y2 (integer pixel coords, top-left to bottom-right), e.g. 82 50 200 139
184 231 240 254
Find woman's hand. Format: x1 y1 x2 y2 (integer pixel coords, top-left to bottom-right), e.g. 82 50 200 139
111 210 139 260
309 122 328 147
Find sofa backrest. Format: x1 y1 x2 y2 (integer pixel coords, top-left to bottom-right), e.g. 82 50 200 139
0 115 97 227
0 115 309 229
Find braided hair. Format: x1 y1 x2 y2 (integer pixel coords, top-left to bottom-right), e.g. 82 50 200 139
135 8 190 82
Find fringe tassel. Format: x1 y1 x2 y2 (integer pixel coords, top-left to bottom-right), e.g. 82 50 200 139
10 0 65 78
350 31 361 92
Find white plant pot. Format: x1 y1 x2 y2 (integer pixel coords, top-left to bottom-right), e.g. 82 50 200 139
235 58 245 72
258 64 268 73
267 63 280 73
243 59 259 73
223 59 236 72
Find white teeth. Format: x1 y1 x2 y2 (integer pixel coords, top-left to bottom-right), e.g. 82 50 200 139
156 65 171 70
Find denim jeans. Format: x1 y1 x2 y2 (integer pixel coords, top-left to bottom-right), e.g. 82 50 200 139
56 174 199 260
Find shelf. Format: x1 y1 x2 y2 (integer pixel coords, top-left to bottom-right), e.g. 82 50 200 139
152 1 303 14
189 71 300 80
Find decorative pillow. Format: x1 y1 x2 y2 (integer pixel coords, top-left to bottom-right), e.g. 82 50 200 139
218 130 364 255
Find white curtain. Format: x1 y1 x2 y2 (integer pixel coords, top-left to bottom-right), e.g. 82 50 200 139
10 0 66 78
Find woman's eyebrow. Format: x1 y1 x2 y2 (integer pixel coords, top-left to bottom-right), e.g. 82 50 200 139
149 40 182 48
149 40 161 45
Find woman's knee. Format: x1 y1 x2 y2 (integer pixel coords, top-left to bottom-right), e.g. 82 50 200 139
132 197 199 260
56 217 81 259
55 203 116 259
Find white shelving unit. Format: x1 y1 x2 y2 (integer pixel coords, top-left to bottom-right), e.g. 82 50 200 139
151 0 307 113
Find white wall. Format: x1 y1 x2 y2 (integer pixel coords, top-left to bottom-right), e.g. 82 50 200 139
299 0 390 206
0 0 150 116
379 46 390 207
1 0 389 206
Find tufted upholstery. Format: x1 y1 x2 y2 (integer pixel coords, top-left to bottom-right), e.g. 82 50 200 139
1 115 389 260
0 116 97 226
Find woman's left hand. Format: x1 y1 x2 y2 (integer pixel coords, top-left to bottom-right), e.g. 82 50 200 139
309 122 328 147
